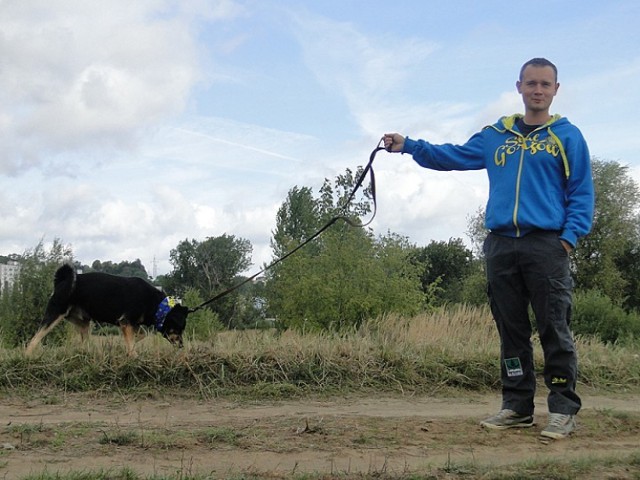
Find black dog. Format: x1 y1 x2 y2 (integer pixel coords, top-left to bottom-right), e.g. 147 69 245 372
25 264 189 356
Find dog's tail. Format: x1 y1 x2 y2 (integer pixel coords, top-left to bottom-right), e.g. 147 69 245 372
53 263 76 295
25 264 76 356
48 264 76 312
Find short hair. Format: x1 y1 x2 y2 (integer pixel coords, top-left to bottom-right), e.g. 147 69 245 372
519 58 558 82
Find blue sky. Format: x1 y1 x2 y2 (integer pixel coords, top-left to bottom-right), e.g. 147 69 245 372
1 0 639 276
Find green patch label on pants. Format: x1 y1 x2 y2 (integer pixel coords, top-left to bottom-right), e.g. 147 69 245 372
504 357 523 377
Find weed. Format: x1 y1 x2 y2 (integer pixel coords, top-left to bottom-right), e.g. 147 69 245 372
98 429 139 446
197 427 243 446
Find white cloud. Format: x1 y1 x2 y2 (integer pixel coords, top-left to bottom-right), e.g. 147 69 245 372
290 10 438 125
0 0 244 174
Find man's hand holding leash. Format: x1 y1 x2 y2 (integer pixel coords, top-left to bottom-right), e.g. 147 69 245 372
383 133 405 153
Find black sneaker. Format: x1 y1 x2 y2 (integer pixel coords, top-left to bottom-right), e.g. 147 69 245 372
480 409 534 430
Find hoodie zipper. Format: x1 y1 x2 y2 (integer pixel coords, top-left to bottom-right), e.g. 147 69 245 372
513 138 525 237
512 126 544 238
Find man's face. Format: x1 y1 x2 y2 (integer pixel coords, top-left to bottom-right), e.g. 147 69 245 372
516 65 559 114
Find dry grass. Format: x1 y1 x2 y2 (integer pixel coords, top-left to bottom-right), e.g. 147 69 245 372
2 304 639 398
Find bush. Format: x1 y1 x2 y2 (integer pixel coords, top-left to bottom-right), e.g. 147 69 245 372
0 239 72 347
460 270 487 306
572 289 640 344
180 288 224 341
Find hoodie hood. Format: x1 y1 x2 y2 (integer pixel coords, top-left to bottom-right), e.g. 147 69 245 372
490 113 565 133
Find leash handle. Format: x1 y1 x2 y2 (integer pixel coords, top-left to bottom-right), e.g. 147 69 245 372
189 140 385 314
338 140 385 228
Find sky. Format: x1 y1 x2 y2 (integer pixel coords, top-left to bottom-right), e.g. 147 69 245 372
1 0 639 278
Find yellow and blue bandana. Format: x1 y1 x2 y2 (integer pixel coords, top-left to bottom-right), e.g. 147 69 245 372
155 296 177 331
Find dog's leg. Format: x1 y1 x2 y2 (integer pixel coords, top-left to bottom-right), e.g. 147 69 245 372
67 310 91 343
131 322 147 345
76 323 91 342
120 324 137 357
25 316 65 356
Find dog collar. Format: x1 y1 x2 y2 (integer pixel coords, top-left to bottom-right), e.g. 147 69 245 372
155 296 177 331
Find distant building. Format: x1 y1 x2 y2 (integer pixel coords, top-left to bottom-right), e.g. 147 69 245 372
0 260 21 292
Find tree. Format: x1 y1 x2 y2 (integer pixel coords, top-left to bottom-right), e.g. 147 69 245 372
89 259 149 279
266 169 426 331
616 243 640 310
271 186 320 259
573 158 640 305
317 166 373 224
410 238 474 305
164 234 253 328
466 206 488 259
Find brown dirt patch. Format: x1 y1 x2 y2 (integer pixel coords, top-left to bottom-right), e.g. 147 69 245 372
1 391 639 478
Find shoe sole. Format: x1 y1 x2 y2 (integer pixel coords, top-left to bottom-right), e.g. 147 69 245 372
480 420 534 430
540 428 574 439
540 419 576 439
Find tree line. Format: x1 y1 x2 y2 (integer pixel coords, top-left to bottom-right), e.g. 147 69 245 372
1 157 639 347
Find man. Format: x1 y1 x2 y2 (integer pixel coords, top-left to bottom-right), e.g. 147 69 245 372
383 58 594 439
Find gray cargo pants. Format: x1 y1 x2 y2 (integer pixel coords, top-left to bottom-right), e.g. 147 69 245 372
483 231 581 416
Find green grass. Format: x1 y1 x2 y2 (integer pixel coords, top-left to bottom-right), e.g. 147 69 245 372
197 426 244 446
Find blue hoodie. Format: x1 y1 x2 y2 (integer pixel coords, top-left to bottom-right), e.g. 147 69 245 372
402 114 594 247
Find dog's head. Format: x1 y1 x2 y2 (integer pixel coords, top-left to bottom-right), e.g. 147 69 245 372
160 304 189 347
154 297 189 347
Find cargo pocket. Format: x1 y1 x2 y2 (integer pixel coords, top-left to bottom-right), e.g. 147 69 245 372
547 275 575 349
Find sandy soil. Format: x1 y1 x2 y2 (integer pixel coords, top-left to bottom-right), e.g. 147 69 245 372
1 390 639 479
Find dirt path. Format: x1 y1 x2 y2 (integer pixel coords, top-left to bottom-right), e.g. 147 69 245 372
1 391 639 479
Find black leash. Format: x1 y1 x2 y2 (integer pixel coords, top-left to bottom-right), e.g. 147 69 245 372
188 140 386 314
